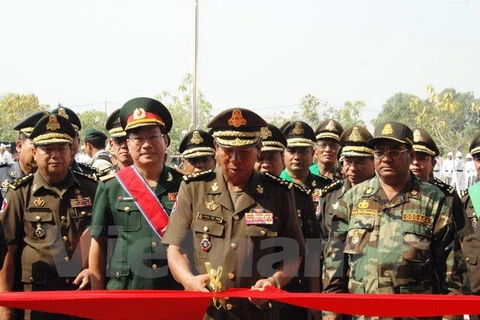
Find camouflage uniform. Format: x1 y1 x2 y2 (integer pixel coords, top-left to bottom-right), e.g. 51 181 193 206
323 174 461 319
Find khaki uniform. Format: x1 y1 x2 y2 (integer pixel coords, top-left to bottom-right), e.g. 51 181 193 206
0 161 24 201
163 167 305 320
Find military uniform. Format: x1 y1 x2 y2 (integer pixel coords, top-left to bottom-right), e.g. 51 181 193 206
310 119 344 181
0 114 97 320
90 166 183 289
0 161 22 200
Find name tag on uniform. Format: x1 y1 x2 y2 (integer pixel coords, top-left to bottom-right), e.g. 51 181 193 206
402 213 432 225
246 209 273 225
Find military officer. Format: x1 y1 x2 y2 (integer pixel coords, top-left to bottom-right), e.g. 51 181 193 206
0 111 47 203
318 126 375 257
0 114 98 320
88 97 183 290
323 122 461 320
310 119 343 181
83 128 113 172
462 132 480 297
178 129 216 173
105 108 133 172
279 121 331 206
255 123 320 320
163 108 305 320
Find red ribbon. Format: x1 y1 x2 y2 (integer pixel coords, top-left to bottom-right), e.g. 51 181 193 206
0 287 479 319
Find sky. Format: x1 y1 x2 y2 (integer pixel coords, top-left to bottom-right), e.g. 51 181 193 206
1 0 479 126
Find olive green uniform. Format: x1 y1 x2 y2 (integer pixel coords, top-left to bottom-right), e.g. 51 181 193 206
162 167 305 320
90 165 183 290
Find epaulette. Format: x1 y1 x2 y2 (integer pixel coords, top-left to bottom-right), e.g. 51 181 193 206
8 173 34 190
174 167 190 176
183 169 215 183
431 177 455 196
461 189 469 198
320 179 344 196
99 173 115 182
72 169 98 182
96 167 112 178
77 162 99 174
262 172 296 191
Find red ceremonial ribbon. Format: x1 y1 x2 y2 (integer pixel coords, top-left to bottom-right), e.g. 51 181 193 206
0 287 480 319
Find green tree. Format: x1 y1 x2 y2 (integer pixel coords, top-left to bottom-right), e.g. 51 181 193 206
372 92 419 128
0 93 49 142
334 100 366 128
292 94 334 129
155 74 213 154
77 110 109 141
409 85 480 155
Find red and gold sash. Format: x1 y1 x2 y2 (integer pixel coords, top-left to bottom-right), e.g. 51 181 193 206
115 166 170 238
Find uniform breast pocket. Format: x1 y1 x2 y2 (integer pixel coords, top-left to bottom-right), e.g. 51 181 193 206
24 210 54 241
344 227 372 256
191 218 225 260
402 231 432 264
114 202 141 232
245 225 278 238
70 207 93 219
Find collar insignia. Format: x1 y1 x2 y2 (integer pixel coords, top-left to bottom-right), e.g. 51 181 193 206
167 172 173 182
211 182 219 192
256 185 264 194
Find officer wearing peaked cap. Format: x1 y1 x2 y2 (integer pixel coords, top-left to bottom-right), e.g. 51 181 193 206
163 108 305 319
255 123 321 320
105 108 133 172
89 97 183 291
0 111 47 203
311 119 343 181
0 114 97 319
179 129 216 173
322 121 462 319
462 131 480 297
280 121 331 205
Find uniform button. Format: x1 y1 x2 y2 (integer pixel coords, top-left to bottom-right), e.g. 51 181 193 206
35 215 41 221
65 279 70 284
29 276 34 282
64 257 70 262
81 211 86 216
62 236 68 242
151 242 157 248
260 230 266 236
226 303 233 311
267 302 272 308
233 215 239 221
466 257 470 262
152 264 158 270
384 271 390 277
227 273 235 280
61 216 66 221
124 206 130 211
230 243 237 250
115 272 120 279
203 226 209 232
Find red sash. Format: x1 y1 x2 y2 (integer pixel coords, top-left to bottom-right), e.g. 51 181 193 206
115 166 170 238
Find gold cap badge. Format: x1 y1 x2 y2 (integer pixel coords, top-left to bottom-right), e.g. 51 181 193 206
381 123 393 135
228 110 247 128
326 120 336 131
46 115 60 131
413 129 422 142
58 108 69 119
191 131 204 145
291 122 304 135
349 127 361 142
133 108 147 120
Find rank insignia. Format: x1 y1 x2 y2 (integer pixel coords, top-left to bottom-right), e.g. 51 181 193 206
312 189 321 202
168 192 178 201
365 187 373 195
312 180 317 187
167 172 173 182
410 190 419 196
351 230 360 244
35 223 45 238
358 200 369 209
1 180 8 188
9 171 16 178
201 234 212 252
211 182 219 192
256 185 264 194
33 198 45 207
205 201 219 211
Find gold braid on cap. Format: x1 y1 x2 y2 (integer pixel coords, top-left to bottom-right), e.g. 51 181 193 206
413 144 436 156
213 130 260 138
287 138 315 147
215 137 260 147
261 140 285 152
183 147 216 158
33 133 73 145
20 127 35 136
316 132 340 141
342 146 373 154
471 146 480 156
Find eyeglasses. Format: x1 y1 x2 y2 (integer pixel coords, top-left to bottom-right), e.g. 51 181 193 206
316 141 340 151
343 157 371 167
128 134 164 145
373 148 408 160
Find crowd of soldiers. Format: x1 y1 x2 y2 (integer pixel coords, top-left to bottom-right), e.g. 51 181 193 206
0 97 479 320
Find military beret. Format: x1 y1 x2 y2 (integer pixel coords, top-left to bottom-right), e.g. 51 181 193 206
30 114 75 146
282 121 316 148
261 124 287 152
340 126 373 158
315 119 343 141
13 111 49 137
105 109 126 138
470 131 480 157
179 130 215 159
367 122 413 147
51 107 82 131
207 108 267 148
412 128 439 157
84 128 108 141
119 97 173 133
